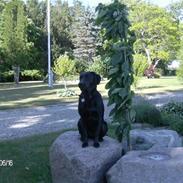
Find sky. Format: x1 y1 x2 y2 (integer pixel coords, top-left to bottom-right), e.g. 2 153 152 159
66 0 180 8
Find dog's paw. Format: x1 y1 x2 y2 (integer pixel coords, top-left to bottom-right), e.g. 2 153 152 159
82 142 88 148
93 142 100 148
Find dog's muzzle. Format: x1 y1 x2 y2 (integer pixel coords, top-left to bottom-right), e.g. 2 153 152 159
78 83 86 90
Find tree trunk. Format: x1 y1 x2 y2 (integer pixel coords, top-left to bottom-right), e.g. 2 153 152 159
12 66 20 85
144 47 151 65
153 59 161 69
63 78 67 90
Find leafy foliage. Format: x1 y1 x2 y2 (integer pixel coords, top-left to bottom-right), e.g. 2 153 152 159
26 0 47 71
87 56 108 78
53 54 77 96
51 1 74 61
96 0 136 147
133 101 163 127
53 54 75 79
74 59 88 74
2 0 31 84
133 54 148 87
161 102 183 135
21 70 43 81
57 89 77 97
161 102 183 118
129 1 180 67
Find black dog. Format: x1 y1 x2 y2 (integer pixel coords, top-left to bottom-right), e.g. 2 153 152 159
77 72 108 148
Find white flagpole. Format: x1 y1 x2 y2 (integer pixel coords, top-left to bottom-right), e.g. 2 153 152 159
47 0 53 87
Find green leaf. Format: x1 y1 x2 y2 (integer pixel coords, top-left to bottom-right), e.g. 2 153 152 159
109 107 116 116
111 52 122 66
108 67 119 75
111 88 122 95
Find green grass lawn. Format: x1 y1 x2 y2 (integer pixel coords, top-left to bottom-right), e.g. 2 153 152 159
0 129 71 183
136 76 183 94
0 76 183 110
0 127 116 183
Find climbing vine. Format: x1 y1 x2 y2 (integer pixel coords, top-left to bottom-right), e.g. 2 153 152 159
96 0 136 149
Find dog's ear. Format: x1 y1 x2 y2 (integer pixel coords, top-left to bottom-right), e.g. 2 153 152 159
95 73 101 85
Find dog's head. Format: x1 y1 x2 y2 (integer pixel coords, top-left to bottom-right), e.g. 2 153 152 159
78 72 101 93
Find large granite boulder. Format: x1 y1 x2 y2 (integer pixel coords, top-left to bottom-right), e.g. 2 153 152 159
107 147 183 183
130 129 182 150
49 131 122 183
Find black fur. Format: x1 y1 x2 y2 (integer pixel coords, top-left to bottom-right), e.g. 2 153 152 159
77 72 108 148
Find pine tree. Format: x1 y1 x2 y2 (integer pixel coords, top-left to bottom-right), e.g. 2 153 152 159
71 1 98 62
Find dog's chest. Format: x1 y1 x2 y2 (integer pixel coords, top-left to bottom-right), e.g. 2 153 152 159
79 96 96 113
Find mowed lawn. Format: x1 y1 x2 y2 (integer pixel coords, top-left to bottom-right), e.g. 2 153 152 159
0 129 72 183
0 126 116 183
0 76 183 110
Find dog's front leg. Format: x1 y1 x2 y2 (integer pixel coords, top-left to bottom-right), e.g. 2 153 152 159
93 116 102 148
80 119 88 148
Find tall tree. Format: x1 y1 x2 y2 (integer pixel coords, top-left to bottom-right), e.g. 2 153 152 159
129 2 180 68
71 1 98 62
0 0 6 77
168 0 183 22
2 0 29 84
51 0 73 61
26 0 47 71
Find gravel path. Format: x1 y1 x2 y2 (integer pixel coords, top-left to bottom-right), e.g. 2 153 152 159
0 91 182 141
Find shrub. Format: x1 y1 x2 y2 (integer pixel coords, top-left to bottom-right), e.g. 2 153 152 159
53 54 77 96
0 71 14 82
160 102 183 135
176 62 183 80
20 70 44 81
161 102 183 118
133 54 148 87
87 57 108 78
74 59 88 74
133 101 163 127
56 89 77 97
53 54 76 80
161 113 183 135
153 72 161 78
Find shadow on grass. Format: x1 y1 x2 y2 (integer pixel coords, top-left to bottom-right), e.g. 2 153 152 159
0 83 80 110
137 85 165 90
144 88 183 96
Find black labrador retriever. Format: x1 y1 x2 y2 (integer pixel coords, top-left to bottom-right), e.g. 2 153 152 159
77 72 108 148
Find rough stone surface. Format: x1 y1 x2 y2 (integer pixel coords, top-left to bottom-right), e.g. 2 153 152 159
107 147 183 183
130 129 182 150
49 131 122 183
131 123 153 129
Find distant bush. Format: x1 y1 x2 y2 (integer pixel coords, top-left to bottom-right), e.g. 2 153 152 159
0 71 14 82
20 70 44 81
133 101 163 127
87 57 108 78
74 59 88 74
176 62 183 80
153 72 161 78
133 54 148 87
